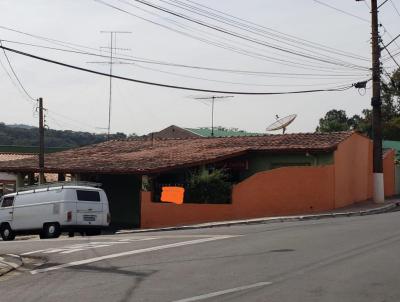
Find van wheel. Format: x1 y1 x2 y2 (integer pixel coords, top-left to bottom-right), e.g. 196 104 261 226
0 224 15 241
41 223 61 239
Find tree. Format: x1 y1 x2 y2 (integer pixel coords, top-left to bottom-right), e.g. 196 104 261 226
316 110 352 132
317 68 400 139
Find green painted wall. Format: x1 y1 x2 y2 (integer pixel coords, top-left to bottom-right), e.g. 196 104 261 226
383 140 400 161
240 152 334 179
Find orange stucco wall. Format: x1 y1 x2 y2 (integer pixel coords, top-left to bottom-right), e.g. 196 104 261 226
141 165 335 228
333 133 372 208
140 133 397 228
383 149 396 197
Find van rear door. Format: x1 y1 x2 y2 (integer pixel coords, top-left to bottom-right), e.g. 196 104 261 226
75 190 103 225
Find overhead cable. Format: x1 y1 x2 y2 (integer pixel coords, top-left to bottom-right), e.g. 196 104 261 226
0 40 36 102
1 39 369 79
313 0 369 23
0 45 360 95
126 0 369 70
94 1 365 72
0 22 363 73
125 0 369 63
180 0 369 61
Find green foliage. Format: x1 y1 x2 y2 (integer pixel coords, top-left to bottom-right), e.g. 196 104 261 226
186 168 232 204
317 68 400 140
0 123 133 148
316 110 352 132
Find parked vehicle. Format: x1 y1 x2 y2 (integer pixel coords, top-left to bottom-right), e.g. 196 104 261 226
0 184 111 241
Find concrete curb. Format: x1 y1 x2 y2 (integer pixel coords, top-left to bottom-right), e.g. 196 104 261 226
0 254 23 277
117 202 400 234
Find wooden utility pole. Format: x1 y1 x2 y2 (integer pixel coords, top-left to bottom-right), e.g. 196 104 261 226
38 97 45 184
371 0 384 203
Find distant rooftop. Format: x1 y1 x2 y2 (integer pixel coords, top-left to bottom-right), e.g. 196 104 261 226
184 127 262 137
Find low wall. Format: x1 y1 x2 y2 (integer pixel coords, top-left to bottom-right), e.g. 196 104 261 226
141 165 335 228
140 134 397 228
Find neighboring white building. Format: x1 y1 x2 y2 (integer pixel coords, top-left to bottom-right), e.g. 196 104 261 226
0 153 34 195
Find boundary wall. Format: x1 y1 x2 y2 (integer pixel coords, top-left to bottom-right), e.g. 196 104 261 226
141 133 396 228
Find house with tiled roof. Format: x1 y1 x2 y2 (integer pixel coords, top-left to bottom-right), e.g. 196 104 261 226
0 146 68 195
0 132 395 229
148 125 261 139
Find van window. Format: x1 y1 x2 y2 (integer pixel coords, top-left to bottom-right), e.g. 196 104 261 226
1 196 14 207
76 190 100 202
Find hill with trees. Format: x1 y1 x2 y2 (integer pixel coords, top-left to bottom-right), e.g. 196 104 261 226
0 123 132 148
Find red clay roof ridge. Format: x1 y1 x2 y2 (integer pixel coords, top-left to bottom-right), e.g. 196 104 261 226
117 131 355 142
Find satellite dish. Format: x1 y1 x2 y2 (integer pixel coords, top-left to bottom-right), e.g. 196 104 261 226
266 114 297 134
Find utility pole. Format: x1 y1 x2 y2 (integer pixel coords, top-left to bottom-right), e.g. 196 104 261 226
193 96 234 136
371 0 384 203
38 97 45 184
99 31 131 140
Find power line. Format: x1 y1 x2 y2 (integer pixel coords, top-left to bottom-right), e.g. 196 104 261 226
118 0 366 71
0 45 361 95
390 0 400 17
48 110 100 131
131 63 366 87
378 0 390 9
381 41 400 68
385 49 400 63
0 50 34 105
0 22 366 73
381 25 400 55
0 25 99 53
181 0 369 61
0 40 35 102
126 0 369 70
0 39 369 81
133 0 369 63
384 33 400 50
313 0 369 23
95 1 367 73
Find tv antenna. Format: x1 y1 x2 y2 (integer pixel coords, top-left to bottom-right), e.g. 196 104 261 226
266 114 297 134
192 95 234 137
87 31 131 140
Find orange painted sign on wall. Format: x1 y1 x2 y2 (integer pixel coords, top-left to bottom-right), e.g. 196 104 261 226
161 186 185 205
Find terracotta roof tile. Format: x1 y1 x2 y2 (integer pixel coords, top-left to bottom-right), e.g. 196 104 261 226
0 132 354 174
0 153 35 162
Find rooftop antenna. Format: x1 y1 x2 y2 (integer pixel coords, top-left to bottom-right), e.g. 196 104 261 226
266 114 297 134
192 95 234 137
87 31 131 140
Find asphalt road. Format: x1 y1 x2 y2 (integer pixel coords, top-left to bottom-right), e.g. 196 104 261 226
1 211 400 302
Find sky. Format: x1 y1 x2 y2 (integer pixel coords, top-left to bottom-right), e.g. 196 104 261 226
0 0 399 135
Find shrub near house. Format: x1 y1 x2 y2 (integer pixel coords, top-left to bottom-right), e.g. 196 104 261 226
186 169 232 204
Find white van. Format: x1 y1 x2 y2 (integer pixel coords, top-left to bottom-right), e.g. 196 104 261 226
0 185 111 241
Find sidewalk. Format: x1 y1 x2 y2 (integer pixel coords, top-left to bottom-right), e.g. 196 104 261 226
323 197 400 214
118 198 400 234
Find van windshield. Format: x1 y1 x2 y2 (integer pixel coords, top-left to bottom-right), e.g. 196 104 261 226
1 196 14 207
76 190 100 202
